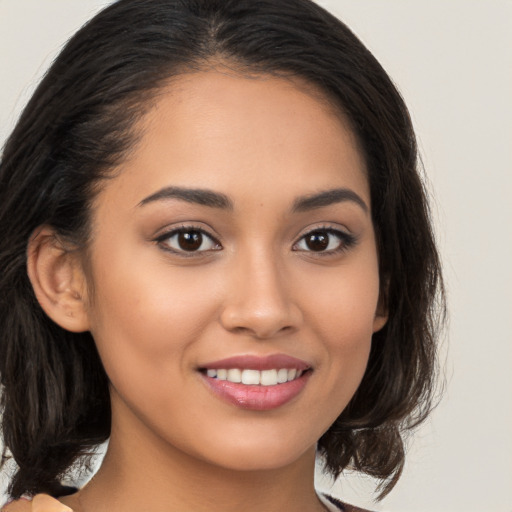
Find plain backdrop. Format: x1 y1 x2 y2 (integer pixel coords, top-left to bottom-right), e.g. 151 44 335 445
1 1 511 511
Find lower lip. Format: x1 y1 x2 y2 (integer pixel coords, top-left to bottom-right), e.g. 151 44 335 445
201 372 310 411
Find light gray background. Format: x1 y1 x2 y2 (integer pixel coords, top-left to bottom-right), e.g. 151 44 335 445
1 1 511 511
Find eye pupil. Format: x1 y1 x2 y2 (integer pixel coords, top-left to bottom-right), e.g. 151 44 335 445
178 231 203 251
305 231 329 251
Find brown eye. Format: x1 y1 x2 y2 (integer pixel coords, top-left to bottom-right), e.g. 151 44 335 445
177 230 203 251
294 228 356 254
304 231 329 251
158 228 220 253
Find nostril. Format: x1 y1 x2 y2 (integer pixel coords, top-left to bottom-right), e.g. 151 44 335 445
219 283 303 338
226 323 296 340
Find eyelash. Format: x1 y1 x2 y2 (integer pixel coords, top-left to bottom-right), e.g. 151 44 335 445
154 225 357 257
292 226 357 255
155 225 221 257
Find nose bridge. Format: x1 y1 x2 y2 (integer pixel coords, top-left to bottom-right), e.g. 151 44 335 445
220 244 301 338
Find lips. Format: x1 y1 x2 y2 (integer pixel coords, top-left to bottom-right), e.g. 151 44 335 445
201 353 310 371
199 354 311 410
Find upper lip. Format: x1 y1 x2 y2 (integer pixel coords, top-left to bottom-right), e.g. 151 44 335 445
199 354 311 371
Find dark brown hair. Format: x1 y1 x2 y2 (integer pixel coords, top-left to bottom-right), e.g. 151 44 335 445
0 0 444 500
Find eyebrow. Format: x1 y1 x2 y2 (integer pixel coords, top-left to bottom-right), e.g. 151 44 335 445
138 185 368 214
292 188 368 213
138 186 233 210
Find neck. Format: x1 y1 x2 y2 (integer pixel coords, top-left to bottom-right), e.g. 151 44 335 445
64 403 326 512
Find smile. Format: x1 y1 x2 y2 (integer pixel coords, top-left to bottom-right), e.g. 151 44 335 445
199 354 312 410
204 368 304 386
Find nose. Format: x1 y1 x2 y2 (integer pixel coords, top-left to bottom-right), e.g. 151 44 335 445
219 251 303 339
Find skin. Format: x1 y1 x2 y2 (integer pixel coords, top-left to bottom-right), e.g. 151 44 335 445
30 70 386 512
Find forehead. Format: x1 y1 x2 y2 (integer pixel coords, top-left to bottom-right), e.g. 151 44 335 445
95 70 369 212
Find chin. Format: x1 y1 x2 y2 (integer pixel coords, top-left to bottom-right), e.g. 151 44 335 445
196 433 316 472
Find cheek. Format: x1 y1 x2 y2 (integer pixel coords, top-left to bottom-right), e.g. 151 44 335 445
304 250 381 345
299 250 380 405
85 245 222 384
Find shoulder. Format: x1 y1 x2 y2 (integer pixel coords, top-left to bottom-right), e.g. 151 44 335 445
2 495 72 512
2 497 31 512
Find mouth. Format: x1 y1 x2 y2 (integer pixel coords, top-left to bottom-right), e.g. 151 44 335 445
198 354 312 410
201 367 305 386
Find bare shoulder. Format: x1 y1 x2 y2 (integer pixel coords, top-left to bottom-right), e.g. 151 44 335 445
2 495 72 512
2 498 31 512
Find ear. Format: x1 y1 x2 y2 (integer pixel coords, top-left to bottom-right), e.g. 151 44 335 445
372 309 388 333
26 226 91 332
373 279 389 333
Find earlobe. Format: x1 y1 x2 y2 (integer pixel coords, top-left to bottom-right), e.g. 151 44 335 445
373 280 389 333
372 311 388 333
26 226 90 333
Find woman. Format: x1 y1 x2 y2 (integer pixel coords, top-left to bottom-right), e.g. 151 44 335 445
0 0 444 510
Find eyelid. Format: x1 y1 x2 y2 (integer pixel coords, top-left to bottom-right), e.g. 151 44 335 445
152 222 357 256
292 225 358 254
154 224 222 255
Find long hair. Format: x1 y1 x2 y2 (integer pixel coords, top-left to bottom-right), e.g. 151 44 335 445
0 0 444 499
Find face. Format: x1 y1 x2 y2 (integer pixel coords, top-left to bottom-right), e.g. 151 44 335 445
81 71 386 472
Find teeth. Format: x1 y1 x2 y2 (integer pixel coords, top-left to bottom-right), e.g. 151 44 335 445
241 369 260 385
204 368 305 386
277 368 288 383
261 369 278 386
227 368 242 383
